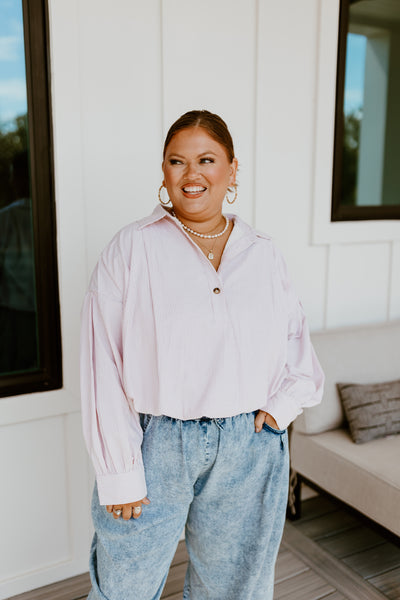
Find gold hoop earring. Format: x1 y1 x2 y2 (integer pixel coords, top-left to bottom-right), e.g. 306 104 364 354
158 184 171 206
226 184 237 205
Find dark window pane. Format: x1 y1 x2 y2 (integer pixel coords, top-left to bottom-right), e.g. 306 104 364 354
0 1 39 375
332 0 400 221
0 0 61 396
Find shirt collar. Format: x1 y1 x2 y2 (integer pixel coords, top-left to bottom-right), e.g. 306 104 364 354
137 205 266 264
137 204 171 229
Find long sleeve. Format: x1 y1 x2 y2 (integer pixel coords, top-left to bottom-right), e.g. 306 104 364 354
261 247 325 430
80 241 147 505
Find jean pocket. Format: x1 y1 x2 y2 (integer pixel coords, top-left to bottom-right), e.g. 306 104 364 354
140 413 154 434
262 423 286 435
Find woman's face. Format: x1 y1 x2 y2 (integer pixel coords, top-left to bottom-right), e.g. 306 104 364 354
162 127 238 222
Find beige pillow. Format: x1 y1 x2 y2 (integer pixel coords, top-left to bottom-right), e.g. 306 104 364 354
337 379 400 444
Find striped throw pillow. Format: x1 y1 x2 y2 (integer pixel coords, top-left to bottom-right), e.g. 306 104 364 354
337 379 400 444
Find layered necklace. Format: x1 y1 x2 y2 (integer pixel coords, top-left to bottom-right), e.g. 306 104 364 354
172 210 230 261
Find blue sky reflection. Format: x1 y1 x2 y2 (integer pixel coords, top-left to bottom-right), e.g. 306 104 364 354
0 0 27 128
344 33 366 115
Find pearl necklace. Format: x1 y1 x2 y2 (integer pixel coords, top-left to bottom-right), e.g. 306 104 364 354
172 211 230 239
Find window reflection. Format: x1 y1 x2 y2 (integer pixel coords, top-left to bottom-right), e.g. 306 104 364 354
0 0 39 375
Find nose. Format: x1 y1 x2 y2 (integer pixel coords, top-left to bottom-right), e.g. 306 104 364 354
184 160 200 178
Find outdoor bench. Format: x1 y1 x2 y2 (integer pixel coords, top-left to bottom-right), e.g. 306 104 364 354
290 321 400 537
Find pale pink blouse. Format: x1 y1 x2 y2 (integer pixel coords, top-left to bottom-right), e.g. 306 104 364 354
80 205 324 505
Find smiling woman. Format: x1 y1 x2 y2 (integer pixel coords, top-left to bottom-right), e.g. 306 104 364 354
80 109 324 600
161 128 237 269
158 111 238 269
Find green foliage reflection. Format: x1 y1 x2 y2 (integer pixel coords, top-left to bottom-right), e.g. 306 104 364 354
341 110 361 207
0 113 29 209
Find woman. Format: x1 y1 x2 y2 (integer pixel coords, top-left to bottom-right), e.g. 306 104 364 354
80 110 324 600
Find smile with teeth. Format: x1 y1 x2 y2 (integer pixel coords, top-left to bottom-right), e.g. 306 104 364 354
182 185 207 194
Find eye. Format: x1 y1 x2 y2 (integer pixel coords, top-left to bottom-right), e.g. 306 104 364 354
169 159 183 165
200 157 214 164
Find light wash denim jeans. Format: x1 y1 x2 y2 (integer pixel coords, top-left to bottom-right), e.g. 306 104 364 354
88 411 289 600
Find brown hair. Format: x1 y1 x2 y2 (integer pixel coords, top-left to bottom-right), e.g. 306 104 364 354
163 110 235 163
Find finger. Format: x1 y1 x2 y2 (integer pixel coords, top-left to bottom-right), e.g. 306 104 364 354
106 505 113 513
122 505 133 520
112 505 122 519
254 410 267 433
265 414 279 429
142 497 151 505
132 503 142 519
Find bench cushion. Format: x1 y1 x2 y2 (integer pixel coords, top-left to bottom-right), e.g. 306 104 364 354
294 321 400 435
291 428 400 536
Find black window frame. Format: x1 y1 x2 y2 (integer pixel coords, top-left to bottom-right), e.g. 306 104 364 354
331 0 400 222
0 0 62 397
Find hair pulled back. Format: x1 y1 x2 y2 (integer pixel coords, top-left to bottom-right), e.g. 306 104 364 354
163 110 235 163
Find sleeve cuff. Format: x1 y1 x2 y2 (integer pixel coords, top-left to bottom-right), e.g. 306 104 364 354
96 461 147 505
261 390 302 431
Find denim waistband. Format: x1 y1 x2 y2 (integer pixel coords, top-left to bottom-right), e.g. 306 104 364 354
162 414 227 430
141 411 257 432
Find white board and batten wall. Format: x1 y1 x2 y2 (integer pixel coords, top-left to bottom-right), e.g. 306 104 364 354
0 1 399 597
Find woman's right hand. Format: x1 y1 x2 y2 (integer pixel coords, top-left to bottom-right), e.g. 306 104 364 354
106 497 150 520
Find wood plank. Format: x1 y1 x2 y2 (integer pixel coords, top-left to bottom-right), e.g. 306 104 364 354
298 495 342 521
170 539 188 565
275 548 309 583
342 542 400 579
160 540 187 598
7 573 91 600
273 568 335 600
294 509 359 540
317 525 387 559
161 562 186 598
282 522 388 600
321 593 349 600
368 567 400 600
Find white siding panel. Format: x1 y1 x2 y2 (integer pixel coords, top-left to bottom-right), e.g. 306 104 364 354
49 0 87 398
390 242 400 320
64 413 94 562
326 244 391 328
0 2 92 595
79 0 163 271
0 390 80 428
162 0 256 225
255 0 318 243
0 417 69 581
277 243 327 332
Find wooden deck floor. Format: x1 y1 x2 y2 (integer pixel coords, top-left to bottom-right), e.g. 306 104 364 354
285 495 400 600
7 495 400 600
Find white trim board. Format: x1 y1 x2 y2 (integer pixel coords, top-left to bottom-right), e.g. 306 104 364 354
311 0 400 245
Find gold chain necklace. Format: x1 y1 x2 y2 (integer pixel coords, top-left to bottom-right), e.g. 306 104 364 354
195 236 220 261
